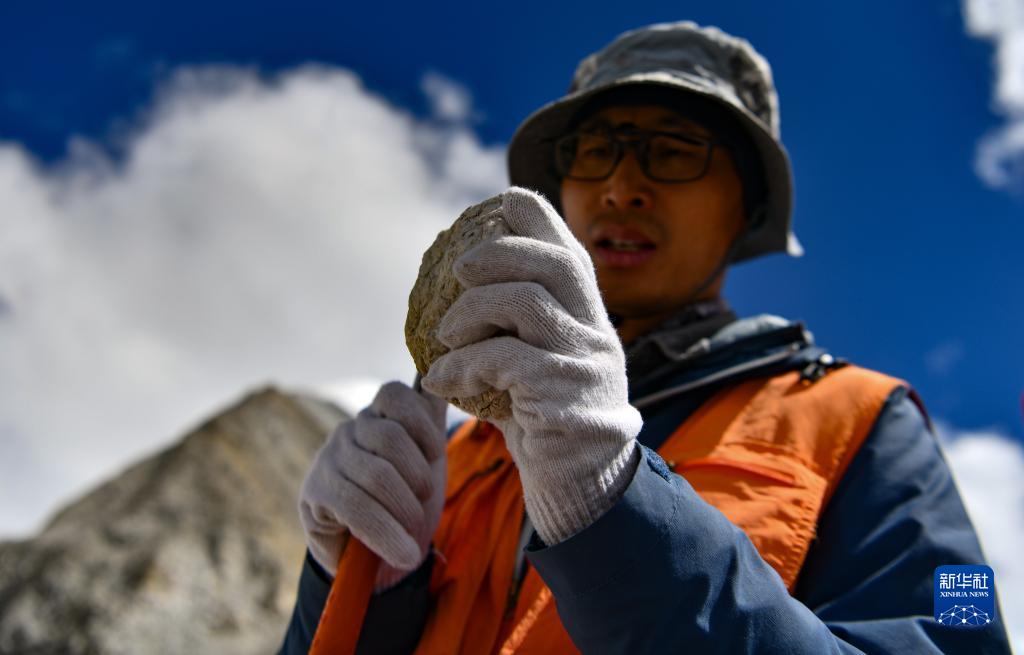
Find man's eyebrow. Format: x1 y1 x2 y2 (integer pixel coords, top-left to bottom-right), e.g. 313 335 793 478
657 115 711 135
577 117 613 131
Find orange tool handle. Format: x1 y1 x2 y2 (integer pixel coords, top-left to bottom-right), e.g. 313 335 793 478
308 538 379 655
308 373 422 654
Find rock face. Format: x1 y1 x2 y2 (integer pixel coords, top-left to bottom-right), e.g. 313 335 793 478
405 194 514 420
0 386 346 655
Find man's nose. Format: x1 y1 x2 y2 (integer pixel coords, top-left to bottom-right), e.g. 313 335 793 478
600 150 653 210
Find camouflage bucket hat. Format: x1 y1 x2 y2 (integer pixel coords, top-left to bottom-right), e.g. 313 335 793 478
507 21 803 262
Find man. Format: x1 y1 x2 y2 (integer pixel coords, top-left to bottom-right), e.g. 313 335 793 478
280 22 1012 653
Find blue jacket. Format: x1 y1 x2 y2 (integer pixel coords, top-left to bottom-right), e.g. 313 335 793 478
278 315 1012 653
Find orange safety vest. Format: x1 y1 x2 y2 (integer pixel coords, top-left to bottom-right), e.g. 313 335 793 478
375 366 903 654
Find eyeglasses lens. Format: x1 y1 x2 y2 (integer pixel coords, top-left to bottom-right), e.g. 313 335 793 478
646 135 709 181
556 133 711 182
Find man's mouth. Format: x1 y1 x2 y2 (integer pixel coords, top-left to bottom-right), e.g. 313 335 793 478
593 232 657 268
596 237 656 252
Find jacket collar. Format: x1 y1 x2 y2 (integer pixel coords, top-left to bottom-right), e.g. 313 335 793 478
624 298 737 383
628 312 821 409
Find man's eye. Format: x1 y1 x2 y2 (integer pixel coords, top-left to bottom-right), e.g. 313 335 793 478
655 146 686 157
651 141 700 159
581 145 613 158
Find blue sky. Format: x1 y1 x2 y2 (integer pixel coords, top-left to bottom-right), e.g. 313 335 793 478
3 0 1020 436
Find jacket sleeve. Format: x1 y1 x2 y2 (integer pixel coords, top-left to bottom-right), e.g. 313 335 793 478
525 387 1013 653
276 550 433 655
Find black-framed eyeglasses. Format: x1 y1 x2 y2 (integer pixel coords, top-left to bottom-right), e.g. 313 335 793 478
553 126 722 183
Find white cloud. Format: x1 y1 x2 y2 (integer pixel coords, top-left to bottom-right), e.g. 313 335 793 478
0 64 506 538
975 119 1024 190
421 71 476 122
924 339 966 376
939 423 1024 651
962 0 1024 192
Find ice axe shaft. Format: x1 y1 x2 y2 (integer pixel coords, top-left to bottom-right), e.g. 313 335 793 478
307 537 378 655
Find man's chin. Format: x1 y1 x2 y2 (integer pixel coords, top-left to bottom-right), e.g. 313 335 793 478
604 298 674 321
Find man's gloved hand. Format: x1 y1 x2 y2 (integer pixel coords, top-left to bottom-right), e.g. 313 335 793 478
298 381 447 590
422 187 643 546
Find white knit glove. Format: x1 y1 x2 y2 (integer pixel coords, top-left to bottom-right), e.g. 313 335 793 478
421 187 643 545
298 381 447 590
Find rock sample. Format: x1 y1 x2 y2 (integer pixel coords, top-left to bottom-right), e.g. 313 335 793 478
405 195 513 420
0 386 346 655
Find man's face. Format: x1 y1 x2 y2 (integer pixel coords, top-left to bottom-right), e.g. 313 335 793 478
559 104 746 320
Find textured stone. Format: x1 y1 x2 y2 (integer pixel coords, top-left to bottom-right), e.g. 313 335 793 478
405 196 514 420
0 387 346 655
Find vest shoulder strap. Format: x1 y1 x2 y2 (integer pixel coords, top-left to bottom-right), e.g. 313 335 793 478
658 364 905 588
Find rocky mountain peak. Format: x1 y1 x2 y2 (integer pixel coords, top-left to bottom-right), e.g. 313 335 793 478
0 386 345 655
